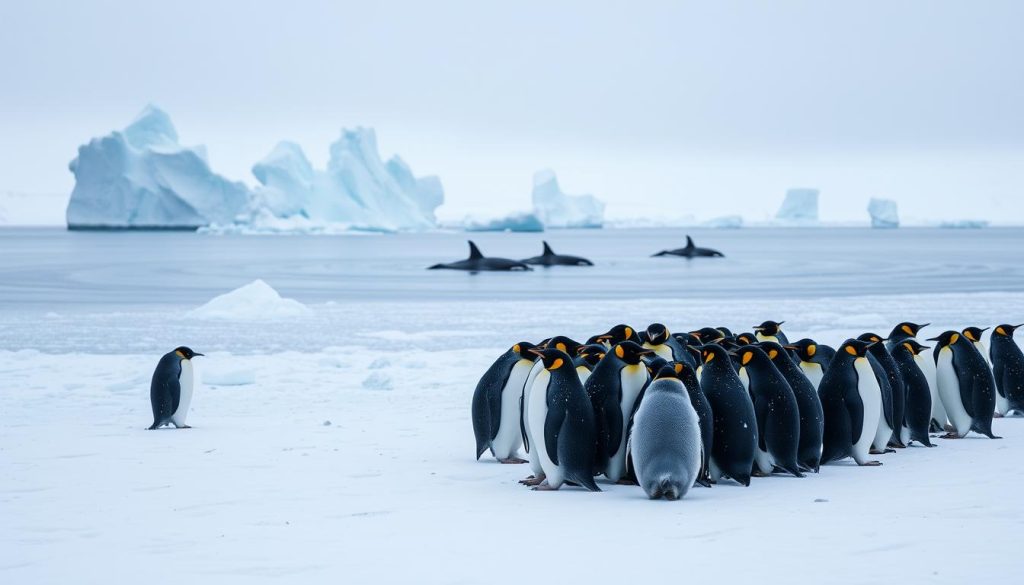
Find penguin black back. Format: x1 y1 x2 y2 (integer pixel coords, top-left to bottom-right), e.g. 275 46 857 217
761 341 824 472
991 324 1024 415
890 340 935 447
698 344 757 486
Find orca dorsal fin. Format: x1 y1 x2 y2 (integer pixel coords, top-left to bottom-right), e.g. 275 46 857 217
685 235 695 248
542 241 555 256
467 240 484 260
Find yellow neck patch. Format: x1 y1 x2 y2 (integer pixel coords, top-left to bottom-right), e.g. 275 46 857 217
807 344 816 357
741 352 753 365
902 342 913 354
556 342 567 352
950 333 960 344
512 344 521 354
674 363 684 374
845 345 857 356
902 324 914 336
996 326 1006 336
549 358 564 370
175 350 186 359
624 327 633 339
768 349 779 360
615 345 625 359
704 352 715 364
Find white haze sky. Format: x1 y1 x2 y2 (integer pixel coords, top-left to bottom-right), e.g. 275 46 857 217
1 0 1023 223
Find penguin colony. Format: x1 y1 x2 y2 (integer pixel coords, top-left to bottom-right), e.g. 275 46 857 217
471 321 1024 499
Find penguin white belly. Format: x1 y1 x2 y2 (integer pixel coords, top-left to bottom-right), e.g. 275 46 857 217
799 361 824 390
643 343 674 361
852 359 882 464
171 359 194 427
995 388 1010 416
936 349 971 436
527 370 562 487
605 365 648 482
756 333 779 344
916 354 947 426
491 361 531 459
738 368 773 473
974 341 990 366
523 361 545 477
576 366 592 385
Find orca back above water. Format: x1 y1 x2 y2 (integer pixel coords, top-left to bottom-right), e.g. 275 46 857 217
521 241 594 266
653 235 724 258
428 241 532 272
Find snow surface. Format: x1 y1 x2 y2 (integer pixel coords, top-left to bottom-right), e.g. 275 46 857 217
868 198 900 228
2 292 1023 584
531 169 605 228
188 280 312 320
775 188 819 222
66 106 251 229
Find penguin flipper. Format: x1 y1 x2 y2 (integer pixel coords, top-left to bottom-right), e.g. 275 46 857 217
844 389 865 446
544 396 567 466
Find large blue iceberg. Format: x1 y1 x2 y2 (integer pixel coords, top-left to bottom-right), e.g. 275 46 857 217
867 198 899 228
66 106 250 229
531 169 604 228
775 188 819 223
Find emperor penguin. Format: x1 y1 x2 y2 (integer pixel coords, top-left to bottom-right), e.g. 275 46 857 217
859 332 907 448
890 340 935 447
472 342 537 462
962 326 991 366
629 366 703 500
675 361 715 487
698 344 757 486
642 323 692 366
886 321 930 348
855 333 897 453
594 324 641 348
690 327 726 345
148 346 204 430
736 346 804 478
884 322 947 431
753 320 790 345
929 331 1001 439
761 341 824 472
818 339 883 466
521 337 582 481
522 348 601 491
585 341 653 482
787 338 834 390
990 324 1024 416
574 344 606 385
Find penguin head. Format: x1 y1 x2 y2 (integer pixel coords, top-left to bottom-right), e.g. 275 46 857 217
736 345 771 370
898 339 930 356
690 327 725 344
890 321 928 339
644 356 670 376
510 342 538 361
758 341 790 364
716 326 734 338
611 341 653 365
595 324 639 346
993 324 1024 338
856 333 887 355
173 346 204 360
839 339 874 359
699 343 731 365
645 323 670 345
961 326 989 343
528 348 574 372
544 336 582 356
653 364 685 381
576 344 607 367
926 330 962 350
786 338 823 364
753 320 784 336
734 332 758 346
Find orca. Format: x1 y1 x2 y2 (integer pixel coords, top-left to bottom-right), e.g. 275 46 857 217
653 235 724 258
428 241 532 272
521 241 594 267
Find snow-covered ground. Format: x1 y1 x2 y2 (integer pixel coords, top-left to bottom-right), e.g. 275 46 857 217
3 288 1023 583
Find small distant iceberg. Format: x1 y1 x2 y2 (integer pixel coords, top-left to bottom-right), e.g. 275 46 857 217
940 220 989 229
775 188 819 224
463 211 544 232
702 215 743 229
531 169 605 228
868 198 899 228
189 279 312 320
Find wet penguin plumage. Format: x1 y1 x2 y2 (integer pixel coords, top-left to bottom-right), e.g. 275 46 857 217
629 366 703 500
148 346 204 430
890 340 935 447
699 344 757 486
818 339 884 466
761 341 824 472
472 342 537 462
930 331 1001 439
522 348 601 491
585 341 652 482
736 346 804 478
990 324 1024 416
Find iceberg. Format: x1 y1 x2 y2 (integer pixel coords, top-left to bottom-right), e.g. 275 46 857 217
247 128 443 231
775 188 819 223
702 215 744 229
463 211 544 232
867 198 899 228
66 105 251 230
531 169 604 228
189 279 312 320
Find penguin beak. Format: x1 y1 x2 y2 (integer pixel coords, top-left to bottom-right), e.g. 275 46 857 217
925 336 941 341
918 323 931 329
783 345 798 350
528 348 544 358
193 352 205 357
979 327 990 333
918 345 931 350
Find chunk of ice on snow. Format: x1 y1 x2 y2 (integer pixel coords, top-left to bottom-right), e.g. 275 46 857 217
189 279 312 320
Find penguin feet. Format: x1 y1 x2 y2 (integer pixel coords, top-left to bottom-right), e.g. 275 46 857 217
869 448 895 455
939 433 962 440
993 412 1004 418
615 478 638 486
519 475 545 487
531 482 559 491
498 457 528 464
857 460 883 467
750 470 770 478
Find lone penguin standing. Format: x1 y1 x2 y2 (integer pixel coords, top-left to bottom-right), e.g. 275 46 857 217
149 346 204 430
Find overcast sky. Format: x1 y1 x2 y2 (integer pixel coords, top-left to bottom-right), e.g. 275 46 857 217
2 0 1022 222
